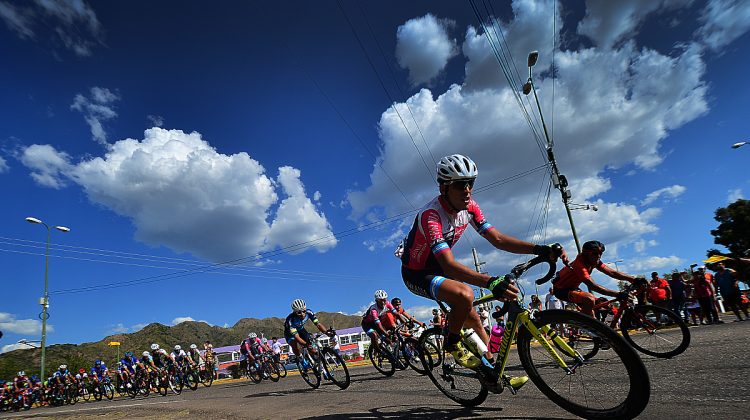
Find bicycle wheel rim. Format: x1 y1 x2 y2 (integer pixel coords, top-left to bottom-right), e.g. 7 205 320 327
417 327 444 371
405 337 431 374
418 328 487 407
621 305 690 358
322 348 350 389
518 309 650 419
297 359 320 389
368 345 395 376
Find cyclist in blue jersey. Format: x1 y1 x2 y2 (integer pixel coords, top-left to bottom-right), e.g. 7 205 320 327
118 352 139 388
284 299 335 366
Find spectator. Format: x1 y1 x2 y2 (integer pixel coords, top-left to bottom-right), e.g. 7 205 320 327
478 306 491 335
693 270 721 324
669 272 689 321
545 287 562 310
529 295 543 312
648 272 672 309
492 305 506 325
203 340 218 380
713 262 749 321
698 266 723 319
271 337 282 363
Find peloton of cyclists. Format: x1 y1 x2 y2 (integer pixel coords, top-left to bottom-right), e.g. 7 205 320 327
397 154 567 392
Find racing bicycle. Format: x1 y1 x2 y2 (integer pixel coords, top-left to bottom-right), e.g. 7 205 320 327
418 255 651 419
296 330 350 390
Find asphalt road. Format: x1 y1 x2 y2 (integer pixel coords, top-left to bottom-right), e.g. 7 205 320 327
2 320 748 419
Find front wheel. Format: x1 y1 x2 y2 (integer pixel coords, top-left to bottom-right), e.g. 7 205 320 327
275 360 287 378
321 347 350 390
297 352 321 389
368 343 395 376
404 337 431 375
621 305 690 358
200 368 214 387
517 309 650 420
417 327 487 407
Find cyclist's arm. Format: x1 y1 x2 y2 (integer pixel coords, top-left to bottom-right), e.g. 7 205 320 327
597 262 636 282
582 279 620 297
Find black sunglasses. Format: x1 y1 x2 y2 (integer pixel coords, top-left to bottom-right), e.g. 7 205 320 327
449 179 475 190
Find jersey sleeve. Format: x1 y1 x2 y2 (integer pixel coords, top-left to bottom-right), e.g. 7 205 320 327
308 310 319 325
420 208 449 256
467 200 494 235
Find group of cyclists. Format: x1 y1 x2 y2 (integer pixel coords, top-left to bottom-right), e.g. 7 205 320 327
0 341 218 411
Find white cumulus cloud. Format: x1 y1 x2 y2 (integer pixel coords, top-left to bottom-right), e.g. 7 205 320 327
1 343 28 354
727 188 744 203
171 316 210 325
0 312 53 335
396 14 457 86
20 128 336 262
0 155 9 173
641 185 687 206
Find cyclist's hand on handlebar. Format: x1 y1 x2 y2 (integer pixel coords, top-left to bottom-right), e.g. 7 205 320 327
487 275 519 300
534 242 568 265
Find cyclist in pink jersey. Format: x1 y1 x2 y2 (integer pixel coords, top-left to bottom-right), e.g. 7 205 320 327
361 289 405 348
398 154 567 389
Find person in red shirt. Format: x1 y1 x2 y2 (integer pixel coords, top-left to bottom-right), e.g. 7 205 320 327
692 269 721 324
648 272 672 309
553 240 637 317
380 297 426 332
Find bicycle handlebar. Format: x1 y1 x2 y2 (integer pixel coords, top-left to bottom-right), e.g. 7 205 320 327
473 255 558 306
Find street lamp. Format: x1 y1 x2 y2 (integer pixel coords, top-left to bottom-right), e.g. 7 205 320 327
731 141 747 149
570 203 598 212
606 260 624 271
25 216 70 378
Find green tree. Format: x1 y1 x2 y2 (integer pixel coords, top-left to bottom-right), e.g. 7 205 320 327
709 199 750 257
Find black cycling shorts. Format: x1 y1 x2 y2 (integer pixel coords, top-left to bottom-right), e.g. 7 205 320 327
401 266 447 300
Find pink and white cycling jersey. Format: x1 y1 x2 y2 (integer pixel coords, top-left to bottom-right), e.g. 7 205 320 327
362 301 395 324
400 196 494 271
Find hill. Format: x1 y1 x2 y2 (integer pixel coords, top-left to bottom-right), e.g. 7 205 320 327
0 312 360 379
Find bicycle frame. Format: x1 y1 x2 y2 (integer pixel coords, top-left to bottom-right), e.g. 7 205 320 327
435 292 586 382
591 283 656 332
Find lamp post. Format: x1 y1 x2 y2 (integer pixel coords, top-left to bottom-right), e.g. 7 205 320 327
731 141 747 149
522 51 582 253
606 259 624 271
17 339 41 348
570 203 599 212
25 216 70 378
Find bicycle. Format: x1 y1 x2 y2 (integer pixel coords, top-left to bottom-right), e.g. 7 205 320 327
91 376 114 401
583 281 691 359
241 357 263 384
296 330 350 390
418 255 651 419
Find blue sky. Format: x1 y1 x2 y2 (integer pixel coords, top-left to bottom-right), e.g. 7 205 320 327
2 0 750 352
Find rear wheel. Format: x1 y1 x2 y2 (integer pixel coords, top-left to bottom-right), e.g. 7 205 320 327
404 337 431 374
620 305 690 358
417 327 487 407
517 309 650 420
200 368 214 387
368 343 396 376
321 347 350 389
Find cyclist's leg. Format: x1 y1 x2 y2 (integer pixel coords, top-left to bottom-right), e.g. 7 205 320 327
558 288 595 317
436 279 487 345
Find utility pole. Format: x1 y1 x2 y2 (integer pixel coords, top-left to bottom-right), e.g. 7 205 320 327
523 51 582 253
472 248 489 314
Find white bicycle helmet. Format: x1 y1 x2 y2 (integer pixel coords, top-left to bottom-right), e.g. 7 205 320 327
249 332 258 339
174 345 182 351
142 351 150 357
59 364 67 370
436 154 478 183
374 289 388 300
18 371 25 377
190 344 197 350
291 299 306 312
151 343 160 351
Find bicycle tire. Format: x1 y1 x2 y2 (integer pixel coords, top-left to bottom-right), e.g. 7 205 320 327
246 363 263 384
103 383 114 400
517 309 650 419
404 337 430 374
92 385 102 401
417 327 488 407
297 353 321 389
321 347 350 390
263 361 280 382
416 326 444 371
368 343 396 376
276 361 288 378
169 374 182 395
187 371 199 390
201 369 214 387
81 385 91 402
620 304 690 358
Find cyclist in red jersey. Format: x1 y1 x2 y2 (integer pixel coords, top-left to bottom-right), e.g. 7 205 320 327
553 240 637 317
398 154 568 389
